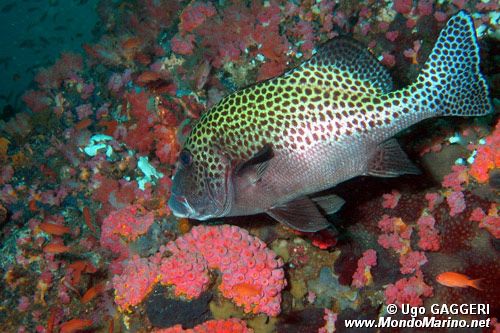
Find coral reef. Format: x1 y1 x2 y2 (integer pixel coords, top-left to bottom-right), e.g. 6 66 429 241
0 0 498 332
113 225 286 316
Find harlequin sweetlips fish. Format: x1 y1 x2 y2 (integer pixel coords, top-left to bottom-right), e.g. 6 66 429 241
168 11 492 232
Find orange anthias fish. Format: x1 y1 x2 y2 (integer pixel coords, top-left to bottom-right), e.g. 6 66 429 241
43 243 71 254
39 222 71 236
59 319 93 333
436 272 483 290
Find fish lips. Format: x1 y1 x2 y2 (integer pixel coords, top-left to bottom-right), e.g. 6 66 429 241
168 193 195 218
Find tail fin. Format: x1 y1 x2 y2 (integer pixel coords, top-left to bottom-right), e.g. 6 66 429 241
413 11 492 117
469 278 484 291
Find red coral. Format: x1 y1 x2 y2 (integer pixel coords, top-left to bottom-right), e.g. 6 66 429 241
256 60 287 82
179 2 217 33
384 271 433 307
122 91 158 153
153 125 180 165
469 120 500 183
351 249 377 288
181 2 290 69
100 204 155 257
309 229 338 250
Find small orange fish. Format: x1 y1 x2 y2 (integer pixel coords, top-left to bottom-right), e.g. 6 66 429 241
81 282 105 303
43 243 71 254
436 272 483 290
231 283 262 298
74 118 92 131
135 71 162 86
39 222 71 236
82 207 96 233
121 37 141 50
59 319 93 333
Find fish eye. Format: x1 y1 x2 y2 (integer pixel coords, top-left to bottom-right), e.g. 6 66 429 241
179 150 192 166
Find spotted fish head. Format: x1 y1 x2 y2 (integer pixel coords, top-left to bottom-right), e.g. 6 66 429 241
168 142 234 220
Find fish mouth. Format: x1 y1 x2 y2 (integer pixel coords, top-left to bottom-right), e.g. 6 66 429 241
168 193 196 218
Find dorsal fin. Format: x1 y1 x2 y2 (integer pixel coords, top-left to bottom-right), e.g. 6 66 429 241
286 37 393 95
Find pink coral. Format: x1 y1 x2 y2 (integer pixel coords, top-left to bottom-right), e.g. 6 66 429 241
112 225 285 316
382 190 401 209
384 271 433 307
153 318 253 333
424 192 443 211
442 165 469 191
470 205 500 239
171 34 196 55
381 52 396 67
351 249 377 288
434 11 448 22
100 204 155 257
22 90 51 113
159 225 286 316
417 0 434 16
112 255 159 310
34 53 83 89
75 104 93 120
157 250 210 299
385 31 399 42
416 214 440 251
446 191 466 217
399 251 427 274
393 0 413 14
318 308 338 333
469 207 486 222
377 215 412 254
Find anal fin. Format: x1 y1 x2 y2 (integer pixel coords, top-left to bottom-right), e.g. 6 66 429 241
368 139 420 177
311 194 345 215
267 197 331 232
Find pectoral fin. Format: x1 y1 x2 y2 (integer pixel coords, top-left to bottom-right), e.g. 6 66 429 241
367 139 420 177
235 143 274 184
267 197 331 232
